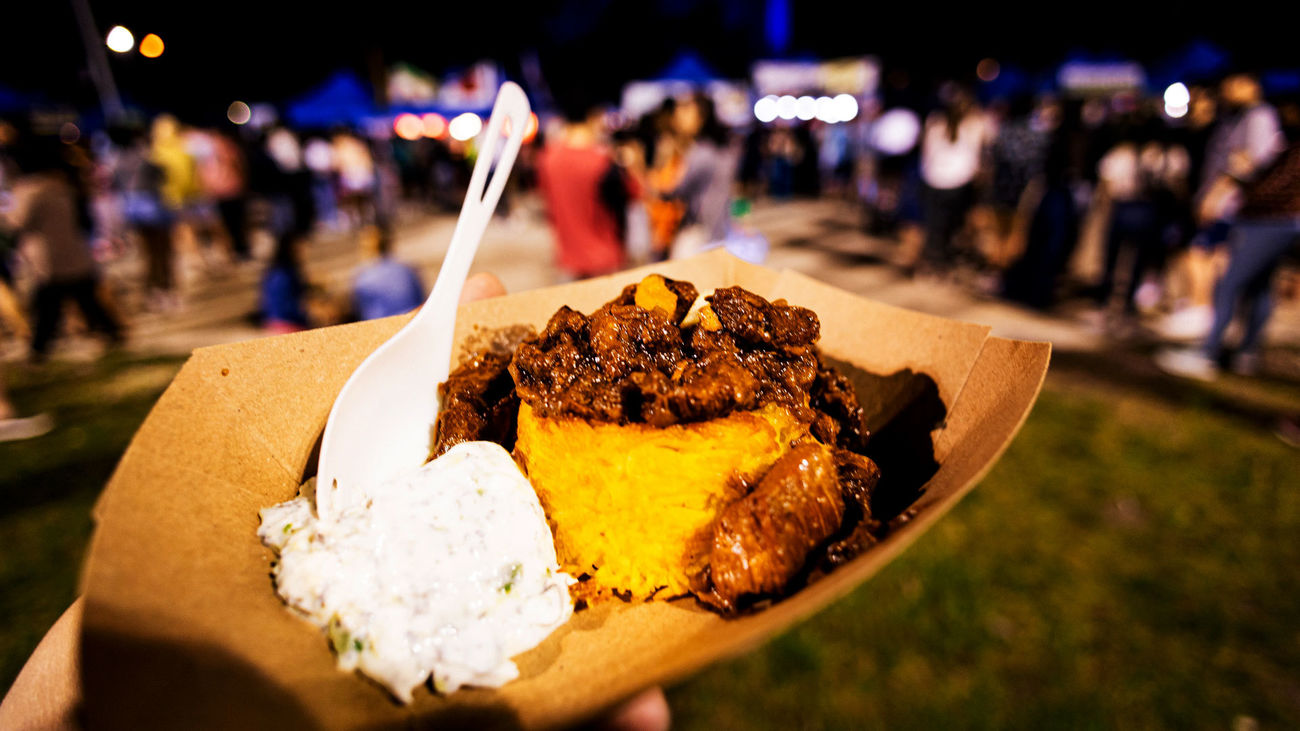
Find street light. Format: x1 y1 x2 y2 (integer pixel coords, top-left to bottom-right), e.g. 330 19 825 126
105 25 134 53
448 113 482 141
139 33 164 58
227 101 251 125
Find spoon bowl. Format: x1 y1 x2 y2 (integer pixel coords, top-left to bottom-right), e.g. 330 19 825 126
315 82 532 521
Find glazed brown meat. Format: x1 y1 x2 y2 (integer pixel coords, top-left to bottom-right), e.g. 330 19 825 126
510 278 832 427
438 275 875 466
703 443 846 611
431 351 519 458
818 450 884 569
702 445 883 612
811 363 871 453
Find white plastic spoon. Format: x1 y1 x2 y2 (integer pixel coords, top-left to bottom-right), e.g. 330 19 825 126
314 82 531 522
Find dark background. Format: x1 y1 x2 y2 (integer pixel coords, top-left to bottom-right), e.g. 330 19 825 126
4 1 1295 122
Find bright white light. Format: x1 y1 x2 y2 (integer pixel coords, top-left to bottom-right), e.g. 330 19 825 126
870 107 921 155
832 94 859 123
106 25 134 53
814 96 837 123
1165 102 1189 119
754 95 778 123
1163 82 1190 109
448 112 482 141
226 101 251 125
795 96 816 121
776 95 797 120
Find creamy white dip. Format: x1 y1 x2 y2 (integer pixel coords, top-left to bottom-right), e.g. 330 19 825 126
258 441 574 702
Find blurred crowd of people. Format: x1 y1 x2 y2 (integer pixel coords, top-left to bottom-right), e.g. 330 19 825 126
0 111 435 436
2 68 1298 404
851 71 1300 381
527 70 1299 387
532 90 764 281
0 112 433 347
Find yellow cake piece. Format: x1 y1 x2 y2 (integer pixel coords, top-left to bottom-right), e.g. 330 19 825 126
515 401 810 599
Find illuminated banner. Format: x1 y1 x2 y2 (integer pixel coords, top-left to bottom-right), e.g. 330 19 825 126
752 57 878 96
1057 61 1146 93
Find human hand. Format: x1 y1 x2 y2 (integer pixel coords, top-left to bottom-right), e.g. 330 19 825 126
598 686 671 731
0 598 82 730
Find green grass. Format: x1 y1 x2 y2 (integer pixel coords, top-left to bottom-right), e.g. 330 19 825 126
2 352 1299 730
667 377 1300 730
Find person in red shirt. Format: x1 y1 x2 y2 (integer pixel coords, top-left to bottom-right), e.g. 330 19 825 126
535 103 641 279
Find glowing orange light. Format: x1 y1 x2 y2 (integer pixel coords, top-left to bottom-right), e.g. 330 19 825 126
139 33 164 58
977 58 1000 83
500 113 539 143
393 113 423 141
421 113 447 139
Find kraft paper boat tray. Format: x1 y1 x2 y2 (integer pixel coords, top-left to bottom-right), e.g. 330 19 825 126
80 249 1050 729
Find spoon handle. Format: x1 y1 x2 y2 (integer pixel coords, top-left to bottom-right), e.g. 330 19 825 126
418 81 532 388
315 83 531 522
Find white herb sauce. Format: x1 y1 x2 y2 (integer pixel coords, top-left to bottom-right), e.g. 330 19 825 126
258 441 574 702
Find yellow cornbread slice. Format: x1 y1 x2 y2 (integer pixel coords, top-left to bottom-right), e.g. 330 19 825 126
515 401 810 598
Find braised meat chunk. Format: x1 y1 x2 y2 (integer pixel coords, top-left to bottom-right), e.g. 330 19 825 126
811 363 871 453
510 276 832 428
702 443 845 612
510 277 696 423
700 443 884 613
431 351 519 458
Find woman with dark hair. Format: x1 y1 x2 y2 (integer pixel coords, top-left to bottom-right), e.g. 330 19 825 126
666 92 738 258
1 135 122 361
917 84 991 271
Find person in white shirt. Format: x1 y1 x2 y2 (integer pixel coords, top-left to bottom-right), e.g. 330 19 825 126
918 85 991 270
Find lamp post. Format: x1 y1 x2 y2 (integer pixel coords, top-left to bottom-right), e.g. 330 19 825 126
69 0 125 120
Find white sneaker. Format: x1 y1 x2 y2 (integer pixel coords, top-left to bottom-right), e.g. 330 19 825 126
1158 305 1213 341
1154 348 1219 381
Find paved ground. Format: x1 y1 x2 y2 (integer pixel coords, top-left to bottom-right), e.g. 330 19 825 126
5 197 1300 380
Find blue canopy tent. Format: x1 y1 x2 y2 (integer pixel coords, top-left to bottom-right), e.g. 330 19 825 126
655 52 722 84
0 84 34 113
1263 69 1300 96
286 71 378 129
976 64 1056 102
1148 40 1231 91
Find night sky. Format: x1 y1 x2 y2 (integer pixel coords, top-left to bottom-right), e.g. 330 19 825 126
2 1 1292 123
